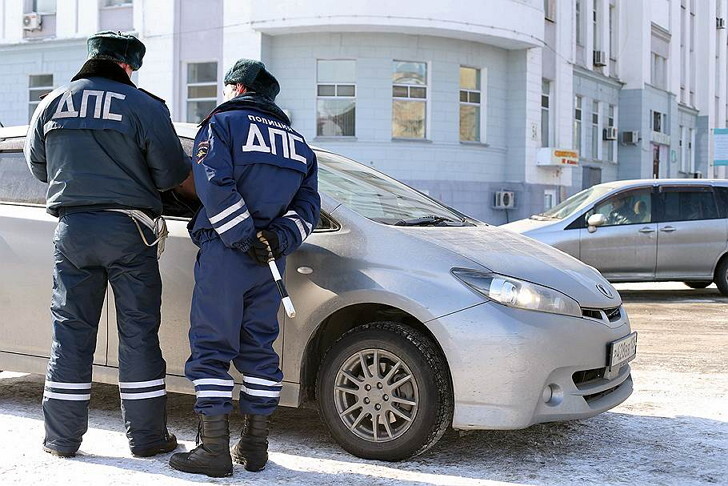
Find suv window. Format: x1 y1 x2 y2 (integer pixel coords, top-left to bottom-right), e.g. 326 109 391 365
658 187 719 222
590 188 653 226
0 150 47 205
715 186 728 218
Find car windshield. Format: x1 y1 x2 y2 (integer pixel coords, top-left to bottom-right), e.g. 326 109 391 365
536 185 613 220
317 151 471 226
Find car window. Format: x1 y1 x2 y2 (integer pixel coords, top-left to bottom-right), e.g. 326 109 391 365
160 136 200 218
715 187 728 218
591 189 652 226
316 151 470 225
538 185 613 220
658 187 720 222
0 150 47 205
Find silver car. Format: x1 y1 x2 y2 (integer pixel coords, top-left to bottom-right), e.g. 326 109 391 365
0 124 636 461
503 179 728 296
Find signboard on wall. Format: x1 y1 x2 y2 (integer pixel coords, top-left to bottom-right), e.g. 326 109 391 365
714 128 728 166
536 148 579 167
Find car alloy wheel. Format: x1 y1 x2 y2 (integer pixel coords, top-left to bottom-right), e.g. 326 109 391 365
333 348 419 443
317 321 453 461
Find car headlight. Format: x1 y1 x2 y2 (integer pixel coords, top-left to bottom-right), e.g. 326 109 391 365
451 268 582 318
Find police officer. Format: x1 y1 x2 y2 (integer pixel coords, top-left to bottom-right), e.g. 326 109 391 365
24 32 190 457
169 59 320 477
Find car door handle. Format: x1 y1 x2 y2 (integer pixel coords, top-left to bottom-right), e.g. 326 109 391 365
660 226 677 233
638 227 655 234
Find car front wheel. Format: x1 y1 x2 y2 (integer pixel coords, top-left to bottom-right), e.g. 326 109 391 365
316 321 453 461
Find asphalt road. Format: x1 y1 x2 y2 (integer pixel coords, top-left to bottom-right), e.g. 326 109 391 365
0 282 726 485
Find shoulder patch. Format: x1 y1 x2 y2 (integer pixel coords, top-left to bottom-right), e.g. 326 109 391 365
138 88 166 104
195 141 210 164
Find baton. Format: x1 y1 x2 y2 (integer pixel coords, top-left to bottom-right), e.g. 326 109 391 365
257 232 296 318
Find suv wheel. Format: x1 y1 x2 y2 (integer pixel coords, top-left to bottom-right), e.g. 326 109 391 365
684 281 711 289
316 321 453 461
715 258 728 296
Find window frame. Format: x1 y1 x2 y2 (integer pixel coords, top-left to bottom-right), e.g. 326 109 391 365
459 65 484 143
184 61 219 124
316 59 357 138
28 74 53 123
541 79 552 148
574 95 583 152
391 60 429 140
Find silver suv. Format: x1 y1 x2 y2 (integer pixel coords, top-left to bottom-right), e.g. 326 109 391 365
0 124 635 461
503 179 728 295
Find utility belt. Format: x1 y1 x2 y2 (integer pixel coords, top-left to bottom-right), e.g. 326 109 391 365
105 209 169 259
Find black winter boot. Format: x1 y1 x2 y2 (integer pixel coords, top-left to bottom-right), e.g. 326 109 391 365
169 414 233 478
231 414 269 472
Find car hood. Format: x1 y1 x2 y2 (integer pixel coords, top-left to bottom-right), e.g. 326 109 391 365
400 224 620 308
500 217 557 234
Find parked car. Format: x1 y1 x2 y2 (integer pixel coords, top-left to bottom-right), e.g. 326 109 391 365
502 179 728 295
0 124 636 461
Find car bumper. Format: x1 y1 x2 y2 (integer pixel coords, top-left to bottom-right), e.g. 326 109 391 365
428 301 634 430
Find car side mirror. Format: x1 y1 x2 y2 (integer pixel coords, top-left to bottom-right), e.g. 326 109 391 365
587 213 606 233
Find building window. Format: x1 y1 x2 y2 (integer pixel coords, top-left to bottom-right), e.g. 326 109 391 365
186 62 218 124
651 53 667 89
32 0 56 13
609 3 617 73
576 0 583 45
459 67 481 142
392 61 427 139
28 74 53 122
316 60 356 137
679 125 687 172
102 0 132 6
593 0 600 50
607 104 616 162
591 101 600 159
689 128 695 172
651 110 667 133
574 95 583 152
541 79 551 147
544 0 555 21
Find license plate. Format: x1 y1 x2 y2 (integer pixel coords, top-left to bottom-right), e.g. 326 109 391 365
608 332 637 368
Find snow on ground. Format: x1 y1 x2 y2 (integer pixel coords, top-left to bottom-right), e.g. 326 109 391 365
0 285 726 485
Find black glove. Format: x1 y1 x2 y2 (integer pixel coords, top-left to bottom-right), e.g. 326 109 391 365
247 230 281 265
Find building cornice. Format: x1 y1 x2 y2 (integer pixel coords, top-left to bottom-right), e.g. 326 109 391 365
573 65 624 89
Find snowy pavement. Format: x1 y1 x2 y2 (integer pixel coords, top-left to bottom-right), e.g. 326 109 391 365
1 284 726 485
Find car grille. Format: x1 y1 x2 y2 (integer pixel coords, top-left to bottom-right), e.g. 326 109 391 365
583 383 622 403
581 306 621 323
572 367 606 386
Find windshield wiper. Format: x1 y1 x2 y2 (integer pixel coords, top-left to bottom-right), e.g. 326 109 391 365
395 215 459 226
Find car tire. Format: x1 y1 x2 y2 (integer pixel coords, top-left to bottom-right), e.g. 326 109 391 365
316 321 453 461
715 258 728 296
684 281 711 289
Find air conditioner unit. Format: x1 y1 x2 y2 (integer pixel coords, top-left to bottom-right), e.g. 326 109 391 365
593 50 607 67
622 130 640 145
718 17 726 29
603 126 618 140
493 191 516 210
690 171 703 179
22 12 41 31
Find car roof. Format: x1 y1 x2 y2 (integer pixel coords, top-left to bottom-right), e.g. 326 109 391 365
591 178 728 189
0 125 29 140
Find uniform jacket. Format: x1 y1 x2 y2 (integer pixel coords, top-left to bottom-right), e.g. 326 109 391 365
24 60 190 217
188 93 320 255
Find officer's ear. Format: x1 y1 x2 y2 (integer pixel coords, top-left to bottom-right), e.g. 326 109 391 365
116 62 133 79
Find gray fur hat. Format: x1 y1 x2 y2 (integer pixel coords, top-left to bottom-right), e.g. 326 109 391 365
224 59 280 100
87 31 146 71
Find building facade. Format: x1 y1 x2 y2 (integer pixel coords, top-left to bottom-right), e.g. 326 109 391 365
0 0 726 223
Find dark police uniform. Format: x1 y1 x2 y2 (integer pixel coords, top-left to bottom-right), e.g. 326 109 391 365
24 56 189 456
186 95 320 417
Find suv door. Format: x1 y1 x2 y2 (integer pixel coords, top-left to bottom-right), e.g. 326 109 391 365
579 187 657 280
0 139 108 363
654 185 727 280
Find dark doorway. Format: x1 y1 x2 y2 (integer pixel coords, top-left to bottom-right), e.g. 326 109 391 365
582 166 602 190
